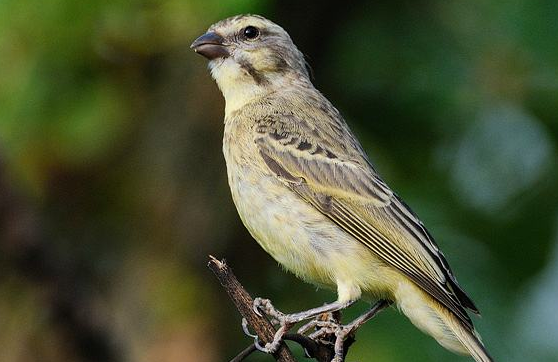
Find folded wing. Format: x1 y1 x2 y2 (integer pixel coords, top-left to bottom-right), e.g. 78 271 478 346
255 113 479 330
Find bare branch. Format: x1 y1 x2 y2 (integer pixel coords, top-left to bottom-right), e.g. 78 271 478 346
207 256 298 362
230 344 258 362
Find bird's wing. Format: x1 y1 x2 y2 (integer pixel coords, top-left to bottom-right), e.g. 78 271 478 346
255 114 478 329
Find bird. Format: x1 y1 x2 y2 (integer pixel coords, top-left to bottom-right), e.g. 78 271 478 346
191 14 493 362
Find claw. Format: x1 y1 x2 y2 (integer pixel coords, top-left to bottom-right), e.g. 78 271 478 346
253 336 267 353
242 318 257 338
253 336 280 354
253 298 263 317
253 297 288 323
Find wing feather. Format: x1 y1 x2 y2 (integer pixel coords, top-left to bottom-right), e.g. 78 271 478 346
255 113 478 329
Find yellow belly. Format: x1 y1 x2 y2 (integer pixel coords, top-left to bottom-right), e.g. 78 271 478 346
226 162 399 303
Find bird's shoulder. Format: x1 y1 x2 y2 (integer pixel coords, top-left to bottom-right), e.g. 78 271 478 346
244 88 394 207
249 88 370 166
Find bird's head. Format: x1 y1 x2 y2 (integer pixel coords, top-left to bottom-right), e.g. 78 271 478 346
191 15 310 113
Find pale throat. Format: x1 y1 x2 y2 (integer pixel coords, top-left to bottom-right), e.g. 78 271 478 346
210 58 280 117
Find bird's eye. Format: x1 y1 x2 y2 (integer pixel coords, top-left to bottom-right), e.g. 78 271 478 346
243 26 260 40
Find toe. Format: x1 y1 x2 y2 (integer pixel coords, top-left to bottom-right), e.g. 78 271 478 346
242 318 257 338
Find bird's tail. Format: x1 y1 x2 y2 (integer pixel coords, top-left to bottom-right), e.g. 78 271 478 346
395 281 493 362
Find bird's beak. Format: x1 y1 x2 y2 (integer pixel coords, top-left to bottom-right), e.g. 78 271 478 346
191 32 230 60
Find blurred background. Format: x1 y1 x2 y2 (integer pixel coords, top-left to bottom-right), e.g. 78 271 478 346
1 0 557 361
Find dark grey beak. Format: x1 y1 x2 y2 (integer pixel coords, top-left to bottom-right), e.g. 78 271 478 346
191 32 230 60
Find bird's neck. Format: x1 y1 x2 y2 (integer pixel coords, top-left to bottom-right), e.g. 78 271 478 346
221 82 270 117
210 59 264 116
211 58 313 117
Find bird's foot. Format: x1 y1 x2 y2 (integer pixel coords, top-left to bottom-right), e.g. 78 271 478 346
249 298 356 354
250 298 296 353
241 316 287 354
330 300 393 361
298 311 341 337
253 298 287 326
331 324 356 362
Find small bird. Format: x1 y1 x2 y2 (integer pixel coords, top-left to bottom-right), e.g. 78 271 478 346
192 14 493 362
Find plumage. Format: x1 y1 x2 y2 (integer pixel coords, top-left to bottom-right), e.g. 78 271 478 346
192 14 493 362
255 109 478 328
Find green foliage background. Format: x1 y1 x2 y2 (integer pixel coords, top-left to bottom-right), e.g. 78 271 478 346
1 1 557 361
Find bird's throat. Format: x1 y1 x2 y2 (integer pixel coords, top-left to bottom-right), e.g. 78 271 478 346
211 59 271 116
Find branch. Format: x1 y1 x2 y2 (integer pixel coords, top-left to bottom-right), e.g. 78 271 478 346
207 256 298 362
207 256 368 362
230 344 257 362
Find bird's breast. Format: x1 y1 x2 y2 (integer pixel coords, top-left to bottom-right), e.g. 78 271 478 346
224 141 330 284
222 127 393 300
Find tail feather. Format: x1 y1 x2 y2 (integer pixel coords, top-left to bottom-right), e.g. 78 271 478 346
442 308 493 362
396 281 493 362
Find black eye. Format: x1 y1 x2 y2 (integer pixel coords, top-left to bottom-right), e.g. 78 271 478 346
243 26 260 40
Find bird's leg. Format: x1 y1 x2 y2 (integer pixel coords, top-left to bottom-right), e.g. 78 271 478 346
331 299 392 362
252 298 355 354
297 319 321 335
298 310 341 337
